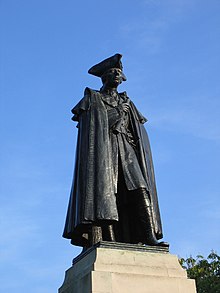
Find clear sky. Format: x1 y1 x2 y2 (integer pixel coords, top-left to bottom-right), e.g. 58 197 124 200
1 0 220 292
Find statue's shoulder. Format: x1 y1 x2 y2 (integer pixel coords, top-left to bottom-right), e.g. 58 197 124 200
76 87 99 107
84 87 99 97
71 88 93 120
84 87 106 107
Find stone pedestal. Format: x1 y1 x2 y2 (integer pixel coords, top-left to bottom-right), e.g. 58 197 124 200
59 241 197 293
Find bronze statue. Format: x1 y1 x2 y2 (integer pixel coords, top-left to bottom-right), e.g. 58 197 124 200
63 54 168 248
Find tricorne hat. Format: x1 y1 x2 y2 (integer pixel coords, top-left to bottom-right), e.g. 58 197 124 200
88 53 126 80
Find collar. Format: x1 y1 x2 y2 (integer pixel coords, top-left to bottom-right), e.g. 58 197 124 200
100 88 118 96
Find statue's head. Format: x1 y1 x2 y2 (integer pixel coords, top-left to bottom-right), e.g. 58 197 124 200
88 53 126 88
101 68 125 88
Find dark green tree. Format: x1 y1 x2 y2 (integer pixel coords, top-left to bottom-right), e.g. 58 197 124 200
179 251 220 293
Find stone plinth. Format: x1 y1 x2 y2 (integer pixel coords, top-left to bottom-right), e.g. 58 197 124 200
59 241 197 293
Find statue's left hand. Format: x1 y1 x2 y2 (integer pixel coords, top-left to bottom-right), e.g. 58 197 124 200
120 103 130 113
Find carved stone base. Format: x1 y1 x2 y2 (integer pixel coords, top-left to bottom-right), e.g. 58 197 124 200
59 241 197 293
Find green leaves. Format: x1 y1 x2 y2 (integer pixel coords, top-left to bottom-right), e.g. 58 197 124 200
179 251 220 293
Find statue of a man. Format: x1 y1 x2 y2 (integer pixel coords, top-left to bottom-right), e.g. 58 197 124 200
63 54 168 248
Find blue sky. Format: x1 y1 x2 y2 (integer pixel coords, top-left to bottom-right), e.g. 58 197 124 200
1 0 220 292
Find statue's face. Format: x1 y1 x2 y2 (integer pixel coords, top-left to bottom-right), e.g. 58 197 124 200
102 68 125 88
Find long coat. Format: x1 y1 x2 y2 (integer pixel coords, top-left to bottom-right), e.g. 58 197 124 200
63 88 163 246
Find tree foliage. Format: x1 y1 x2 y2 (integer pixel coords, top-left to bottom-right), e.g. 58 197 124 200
179 251 220 293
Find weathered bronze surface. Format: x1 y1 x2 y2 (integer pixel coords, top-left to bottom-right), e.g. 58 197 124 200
63 54 168 248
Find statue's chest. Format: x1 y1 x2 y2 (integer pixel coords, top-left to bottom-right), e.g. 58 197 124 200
101 93 124 109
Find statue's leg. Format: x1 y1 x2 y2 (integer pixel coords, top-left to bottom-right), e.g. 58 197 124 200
88 224 117 245
135 189 169 247
102 224 116 242
88 226 102 246
135 188 160 246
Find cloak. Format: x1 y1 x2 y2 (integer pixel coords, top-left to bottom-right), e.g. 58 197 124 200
63 87 163 246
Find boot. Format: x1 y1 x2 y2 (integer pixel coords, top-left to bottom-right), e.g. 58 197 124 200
144 205 169 247
87 225 102 246
136 189 169 248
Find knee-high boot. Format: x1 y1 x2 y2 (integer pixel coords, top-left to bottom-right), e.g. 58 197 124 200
136 189 169 247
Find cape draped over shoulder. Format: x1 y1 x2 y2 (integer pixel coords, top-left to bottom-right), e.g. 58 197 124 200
63 88 163 246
